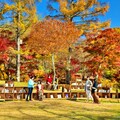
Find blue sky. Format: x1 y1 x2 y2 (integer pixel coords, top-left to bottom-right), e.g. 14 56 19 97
100 0 120 28
36 0 120 28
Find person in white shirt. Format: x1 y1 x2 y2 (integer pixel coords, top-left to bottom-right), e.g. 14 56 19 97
85 76 93 102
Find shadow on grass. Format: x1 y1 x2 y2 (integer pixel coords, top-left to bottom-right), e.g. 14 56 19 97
40 108 120 120
0 99 120 120
0 115 56 120
67 98 120 103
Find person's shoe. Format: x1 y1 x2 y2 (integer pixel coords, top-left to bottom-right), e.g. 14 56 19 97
26 99 29 101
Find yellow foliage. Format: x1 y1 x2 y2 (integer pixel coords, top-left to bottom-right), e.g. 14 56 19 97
114 27 120 33
7 47 16 55
95 7 102 12
0 68 8 80
88 21 110 31
85 0 96 8
33 69 45 77
0 64 4 71
50 0 110 32
32 15 38 23
91 40 95 44
4 4 15 11
2 1 38 38
59 0 86 15
101 78 115 87
36 54 41 58
23 75 29 82
101 5 109 14
8 47 24 55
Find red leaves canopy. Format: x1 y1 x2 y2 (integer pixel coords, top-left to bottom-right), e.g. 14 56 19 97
0 37 10 51
0 35 15 63
84 28 120 72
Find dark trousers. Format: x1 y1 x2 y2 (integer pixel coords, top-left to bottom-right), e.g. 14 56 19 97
26 87 33 101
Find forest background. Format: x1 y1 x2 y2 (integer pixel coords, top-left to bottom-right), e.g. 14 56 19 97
0 0 120 90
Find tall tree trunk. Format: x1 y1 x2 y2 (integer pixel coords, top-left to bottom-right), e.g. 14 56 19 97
52 53 56 84
16 0 21 82
16 37 20 82
66 47 72 84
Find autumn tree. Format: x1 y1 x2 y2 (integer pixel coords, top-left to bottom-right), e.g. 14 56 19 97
0 36 9 79
27 19 82 83
0 0 40 81
46 0 110 81
0 30 16 80
83 28 120 81
47 0 110 33
0 0 39 36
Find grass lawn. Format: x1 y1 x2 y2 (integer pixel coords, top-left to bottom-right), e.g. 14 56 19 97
0 98 120 120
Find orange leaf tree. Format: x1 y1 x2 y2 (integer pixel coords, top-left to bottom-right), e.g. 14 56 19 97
84 28 120 81
27 19 82 82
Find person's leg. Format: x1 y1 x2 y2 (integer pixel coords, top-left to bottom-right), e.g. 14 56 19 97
92 89 97 103
26 88 30 101
29 88 33 100
87 91 93 101
86 90 89 101
39 90 43 101
89 91 93 100
48 84 51 90
92 92 96 103
94 91 100 103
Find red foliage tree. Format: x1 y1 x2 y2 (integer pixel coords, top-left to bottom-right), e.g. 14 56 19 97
84 28 120 78
0 30 16 80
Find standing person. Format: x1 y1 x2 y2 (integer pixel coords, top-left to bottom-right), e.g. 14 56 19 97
85 76 93 102
26 76 35 101
36 80 44 101
92 72 100 104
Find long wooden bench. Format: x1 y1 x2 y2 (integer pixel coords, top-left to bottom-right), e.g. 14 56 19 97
0 85 119 101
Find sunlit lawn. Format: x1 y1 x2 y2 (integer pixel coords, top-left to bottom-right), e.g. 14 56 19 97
0 98 120 120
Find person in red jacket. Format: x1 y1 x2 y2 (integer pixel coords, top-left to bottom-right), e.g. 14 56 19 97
46 74 53 90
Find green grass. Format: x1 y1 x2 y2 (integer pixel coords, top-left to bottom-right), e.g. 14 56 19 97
0 99 120 120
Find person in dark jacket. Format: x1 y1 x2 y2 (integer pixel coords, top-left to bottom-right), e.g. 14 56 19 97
92 72 100 104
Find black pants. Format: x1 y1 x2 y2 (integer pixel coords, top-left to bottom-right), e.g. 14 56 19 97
26 87 33 101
